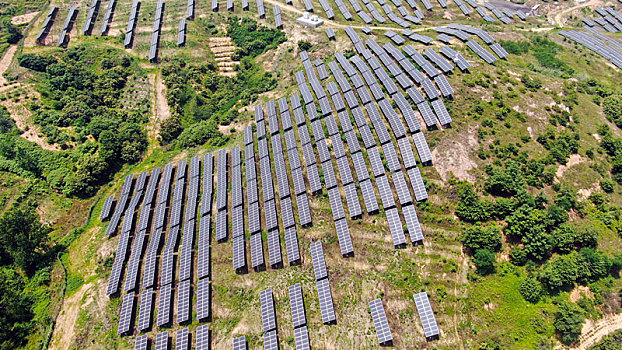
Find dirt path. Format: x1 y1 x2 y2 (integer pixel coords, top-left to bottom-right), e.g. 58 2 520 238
552 0 599 27
0 45 18 85
555 313 622 350
49 283 94 350
143 70 169 155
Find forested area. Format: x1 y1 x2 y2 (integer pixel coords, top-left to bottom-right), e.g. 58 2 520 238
0 202 55 349
11 45 148 197
160 18 284 147
454 51 622 345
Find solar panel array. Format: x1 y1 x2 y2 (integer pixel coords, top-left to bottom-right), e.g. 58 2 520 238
414 292 440 339
369 299 393 345
149 0 164 62
100 0 116 35
82 0 100 35
36 5 58 43
57 4 77 46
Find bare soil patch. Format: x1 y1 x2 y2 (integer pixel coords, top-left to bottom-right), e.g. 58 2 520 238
11 11 39 25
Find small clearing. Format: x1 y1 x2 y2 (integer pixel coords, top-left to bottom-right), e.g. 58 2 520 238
207 37 239 77
555 154 587 180
0 45 18 85
49 283 94 350
1 87 61 151
431 127 479 182
11 11 39 25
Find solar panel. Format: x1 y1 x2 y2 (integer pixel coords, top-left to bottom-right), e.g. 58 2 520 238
263 330 279 350
359 125 377 149
197 216 210 280
294 326 311 350
177 279 191 324
331 134 346 160
413 292 440 338
265 199 278 231
247 177 258 204
412 132 433 164
201 154 214 216
307 163 323 194
344 130 361 154
155 331 169 350
100 195 115 221
289 283 307 328
382 142 401 173
376 175 396 209
297 193 312 227
328 187 345 221
312 119 325 141
233 336 247 350
196 324 210 350
157 283 172 327
233 234 247 271
291 167 306 195
322 161 338 190
408 167 428 201
431 99 452 126
137 288 153 332
117 291 135 335
369 299 393 344
160 249 175 287
260 157 275 201
281 196 296 229
392 171 413 205
260 289 277 332
317 279 337 324
215 209 228 242
368 147 385 177
396 137 417 170
197 277 211 321
135 335 149 350
284 226 301 264
267 229 282 267
344 183 363 219
386 207 407 246
250 233 265 269
336 156 353 185
310 241 328 280
176 328 190 350
335 218 354 255
403 204 424 243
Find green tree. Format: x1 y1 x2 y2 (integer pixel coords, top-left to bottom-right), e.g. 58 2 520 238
602 95 622 124
160 115 183 144
505 205 553 261
462 226 502 252
519 276 543 303
554 301 585 345
473 249 496 275
0 207 50 273
539 253 578 292
0 268 32 349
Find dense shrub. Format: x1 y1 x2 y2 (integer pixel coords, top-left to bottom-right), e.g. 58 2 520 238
17 53 58 72
519 277 543 303
554 301 585 345
473 249 496 275
462 226 502 252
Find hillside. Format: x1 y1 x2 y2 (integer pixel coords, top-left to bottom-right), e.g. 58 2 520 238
0 0 621 349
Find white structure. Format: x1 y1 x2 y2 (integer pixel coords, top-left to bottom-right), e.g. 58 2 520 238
297 12 324 28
